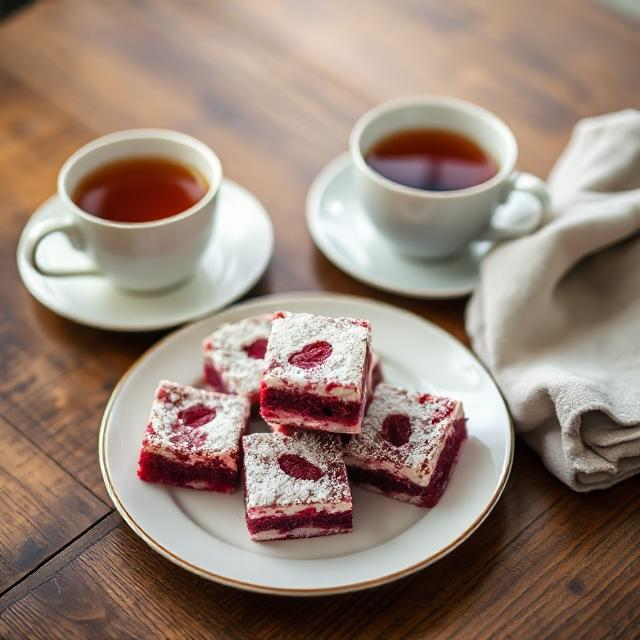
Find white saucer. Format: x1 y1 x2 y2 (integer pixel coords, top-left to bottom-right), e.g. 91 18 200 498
100 293 513 595
17 179 274 331
307 154 483 298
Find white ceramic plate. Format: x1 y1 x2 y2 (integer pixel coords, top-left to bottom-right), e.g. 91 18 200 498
307 154 484 298
16 179 273 331
100 293 513 595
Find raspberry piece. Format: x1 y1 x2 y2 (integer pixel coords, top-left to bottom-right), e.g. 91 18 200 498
243 338 268 360
277 453 325 480
381 413 411 447
177 404 217 429
288 341 333 369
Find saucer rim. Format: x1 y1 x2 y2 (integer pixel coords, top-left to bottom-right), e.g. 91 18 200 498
16 179 274 332
306 153 479 299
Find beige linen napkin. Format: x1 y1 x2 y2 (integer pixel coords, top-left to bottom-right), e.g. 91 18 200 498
466 109 640 491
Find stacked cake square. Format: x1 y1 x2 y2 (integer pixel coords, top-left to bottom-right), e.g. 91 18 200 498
259 311 372 434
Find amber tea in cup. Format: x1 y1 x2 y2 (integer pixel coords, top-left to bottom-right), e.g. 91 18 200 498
351 97 550 258
365 128 498 192
72 156 209 223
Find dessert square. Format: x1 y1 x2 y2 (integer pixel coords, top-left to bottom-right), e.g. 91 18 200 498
343 383 467 507
203 314 272 404
243 431 353 541
138 380 250 492
269 350 383 436
259 311 372 434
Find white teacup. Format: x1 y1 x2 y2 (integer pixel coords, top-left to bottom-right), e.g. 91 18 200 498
350 96 550 258
25 129 222 291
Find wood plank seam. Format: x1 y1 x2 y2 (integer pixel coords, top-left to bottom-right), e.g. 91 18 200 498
0 511 116 608
0 485 565 616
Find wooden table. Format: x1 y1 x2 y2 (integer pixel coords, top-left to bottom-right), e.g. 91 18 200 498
1 1 638 637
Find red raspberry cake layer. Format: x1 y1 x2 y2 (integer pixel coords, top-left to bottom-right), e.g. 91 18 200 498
138 380 250 492
243 431 353 541
259 311 372 434
343 383 467 507
203 314 272 404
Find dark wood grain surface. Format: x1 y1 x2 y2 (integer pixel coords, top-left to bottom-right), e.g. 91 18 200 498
0 1 638 638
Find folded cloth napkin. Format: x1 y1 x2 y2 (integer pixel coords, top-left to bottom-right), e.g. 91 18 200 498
466 109 640 491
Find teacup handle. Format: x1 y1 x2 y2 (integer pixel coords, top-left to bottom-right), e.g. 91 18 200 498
480 172 551 242
24 215 102 277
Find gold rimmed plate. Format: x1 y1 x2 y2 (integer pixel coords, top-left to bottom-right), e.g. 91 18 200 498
99 293 513 595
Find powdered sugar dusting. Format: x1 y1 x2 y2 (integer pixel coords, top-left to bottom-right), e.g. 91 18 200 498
203 314 272 398
145 380 249 456
262 312 370 399
344 383 462 474
243 432 351 508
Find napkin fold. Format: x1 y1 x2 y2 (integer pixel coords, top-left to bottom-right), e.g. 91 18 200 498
466 109 640 491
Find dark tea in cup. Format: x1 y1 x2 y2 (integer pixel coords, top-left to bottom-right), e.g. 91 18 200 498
72 156 209 223
365 128 498 192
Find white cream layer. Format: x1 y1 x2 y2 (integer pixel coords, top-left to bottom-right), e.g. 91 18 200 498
142 442 237 472
265 409 362 434
250 526 352 541
246 500 351 520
